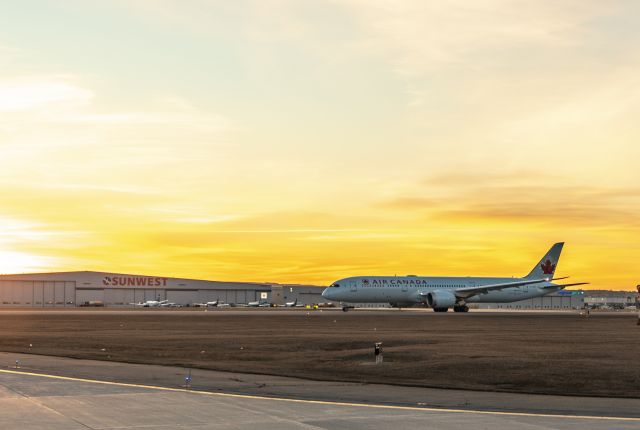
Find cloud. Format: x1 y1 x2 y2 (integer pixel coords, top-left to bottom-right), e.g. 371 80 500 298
0 44 21 68
380 172 640 227
42 183 158 195
0 216 77 273
378 197 443 210
0 250 56 274
342 0 608 75
0 78 92 112
0 74 233 195
422 171 557 187
0 76 230 132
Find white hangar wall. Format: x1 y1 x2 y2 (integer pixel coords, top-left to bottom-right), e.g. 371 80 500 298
0 271 322 307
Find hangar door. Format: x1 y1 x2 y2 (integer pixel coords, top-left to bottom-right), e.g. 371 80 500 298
167 290 195 305
133 289 167 303
105 289 135 306
76 290 105 306
235 290 247 304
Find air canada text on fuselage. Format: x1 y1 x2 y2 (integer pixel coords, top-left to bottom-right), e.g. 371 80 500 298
363 278 429 286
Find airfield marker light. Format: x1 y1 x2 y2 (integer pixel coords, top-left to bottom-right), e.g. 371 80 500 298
185 368 192 390
15 360 19 369
374 342 383 365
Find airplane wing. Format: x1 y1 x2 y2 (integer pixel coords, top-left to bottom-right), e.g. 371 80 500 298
451 278 551 299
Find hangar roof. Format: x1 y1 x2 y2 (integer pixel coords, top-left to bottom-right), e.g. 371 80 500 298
0 271 276 291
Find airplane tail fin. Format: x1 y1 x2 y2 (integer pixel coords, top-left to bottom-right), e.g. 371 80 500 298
525 242 564 279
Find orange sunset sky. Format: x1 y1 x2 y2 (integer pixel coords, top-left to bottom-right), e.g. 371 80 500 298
1 1 639 289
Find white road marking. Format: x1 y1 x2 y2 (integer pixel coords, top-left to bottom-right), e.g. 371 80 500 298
0 368 638 422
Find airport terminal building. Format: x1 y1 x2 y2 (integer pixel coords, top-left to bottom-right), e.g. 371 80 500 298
0 271 325 307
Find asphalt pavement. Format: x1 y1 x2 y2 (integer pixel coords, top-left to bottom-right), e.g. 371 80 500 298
0 352 638 429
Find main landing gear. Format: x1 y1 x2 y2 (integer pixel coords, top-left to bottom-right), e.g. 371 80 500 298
435 306 468 312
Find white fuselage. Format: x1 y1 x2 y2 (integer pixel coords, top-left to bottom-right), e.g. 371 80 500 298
321 276 559 305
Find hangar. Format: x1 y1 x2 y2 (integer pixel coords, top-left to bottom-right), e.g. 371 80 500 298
477 290 585 310
0 271 325 307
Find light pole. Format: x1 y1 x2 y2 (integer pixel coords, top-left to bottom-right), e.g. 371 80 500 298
636 285 640 325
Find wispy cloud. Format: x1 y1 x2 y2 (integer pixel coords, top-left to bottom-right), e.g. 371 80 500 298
343 1 608 75
0 77 92 112
0 76 230 131
381 172 640 225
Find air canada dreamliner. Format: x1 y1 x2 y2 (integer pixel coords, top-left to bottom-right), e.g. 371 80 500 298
321 243 587 312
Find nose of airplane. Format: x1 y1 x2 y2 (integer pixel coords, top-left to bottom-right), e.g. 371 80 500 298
321 287 330 300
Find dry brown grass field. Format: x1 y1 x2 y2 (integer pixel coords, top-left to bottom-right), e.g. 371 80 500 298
0 310 638 398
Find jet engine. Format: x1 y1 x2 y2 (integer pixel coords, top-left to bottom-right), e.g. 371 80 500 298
426 290 457 309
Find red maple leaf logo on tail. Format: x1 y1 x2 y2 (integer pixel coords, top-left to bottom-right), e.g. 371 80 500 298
540 259 556 275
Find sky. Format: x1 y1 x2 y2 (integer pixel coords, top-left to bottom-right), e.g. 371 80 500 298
0 1 639 289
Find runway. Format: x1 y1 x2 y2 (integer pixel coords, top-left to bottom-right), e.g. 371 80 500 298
1 369 638 430
1 353 639 429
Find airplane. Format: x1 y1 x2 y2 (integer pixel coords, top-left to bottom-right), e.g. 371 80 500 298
248 300 270 307
131 300 169 307
159 302 182 307
285 299 297 307
317 302 335 308
192 300 222 307
321 242 588 312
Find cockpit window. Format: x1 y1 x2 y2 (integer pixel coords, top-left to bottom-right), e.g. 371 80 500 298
331 283 340 288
